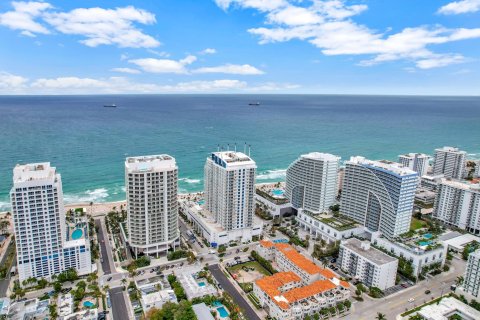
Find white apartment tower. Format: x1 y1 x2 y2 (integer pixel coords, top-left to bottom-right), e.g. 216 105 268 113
338 238 398 290
204 151 256 231
340 157 418 239
10 163 93 282
126 155 179 258
398 153 430 177
433 179 480 234
433 146 466 179
285 152 340 213
463 249 480 298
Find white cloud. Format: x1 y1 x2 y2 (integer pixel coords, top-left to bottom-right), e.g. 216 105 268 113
111 67 141 74
129 55 197 74
438 0 480 15
193 64 264 75
0 71 298 94
216 0 480 69
0 2 160 48
200 48 217 54
0 1 51 35
0 71 28 89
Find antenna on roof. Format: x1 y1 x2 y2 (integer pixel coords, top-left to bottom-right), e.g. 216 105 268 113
217 144 220 152
227 143 230 151
248 144 251 157
244 142 247 154
234 143 237 152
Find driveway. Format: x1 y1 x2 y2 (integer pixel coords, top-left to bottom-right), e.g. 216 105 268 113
208 264 261 320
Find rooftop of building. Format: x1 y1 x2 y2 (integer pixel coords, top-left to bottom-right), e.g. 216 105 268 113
125 154 176 172
439 178 480 191
300 152 340 162
417 297 480 320
348 156 417 177
260 240 336 278
283 279 337 303
342 238 397 265
13 162 56 183
435 146 466 153
210 151 256 167
302 211 359 231
399 153 430 158
192 303 215 320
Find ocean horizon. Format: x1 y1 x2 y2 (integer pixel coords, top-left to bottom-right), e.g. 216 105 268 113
1 94 479 211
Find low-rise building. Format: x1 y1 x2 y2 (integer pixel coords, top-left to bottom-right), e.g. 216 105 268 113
255 186 292 217
180 199 262 246
253 271 349 320
136 276 177 311
463 249 480 298
57 293 74 317
439 232 480 253
61 308 98 320
420 174 444 192
174 266 216 299
371 232 447 277
192 303 215 320
338 238 398 290
412 297 480 320
297 210 364 243
7 299 49 320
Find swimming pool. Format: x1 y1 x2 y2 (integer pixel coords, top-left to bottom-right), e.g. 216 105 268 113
83 301 95 308
423 233 433 239
197 199 205 205
273 239 289 243
198 281 206 287
213 301 222 307
271 189 284 196
418 241 431 246
217 306 229 318
72 229 83 240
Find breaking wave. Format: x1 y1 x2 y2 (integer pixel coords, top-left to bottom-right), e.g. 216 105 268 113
64 188 109 204
256 169 287 180
179 178 201 184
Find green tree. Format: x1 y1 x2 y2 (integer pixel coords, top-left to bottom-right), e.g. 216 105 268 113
376 312 386 320
49 304 58 320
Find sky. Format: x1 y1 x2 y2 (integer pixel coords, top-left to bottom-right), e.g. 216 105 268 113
0 0 480 95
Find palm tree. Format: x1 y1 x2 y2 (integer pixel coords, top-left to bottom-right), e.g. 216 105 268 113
456 276 464 286
376 312 386 320
121 278 127 286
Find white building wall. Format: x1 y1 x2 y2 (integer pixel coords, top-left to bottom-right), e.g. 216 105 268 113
463 249 480 298
433 146 466 179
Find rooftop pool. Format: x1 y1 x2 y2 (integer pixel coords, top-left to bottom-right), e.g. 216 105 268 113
83 301 94 308
271 189 284 196
71 229 83 240
217 306 229 318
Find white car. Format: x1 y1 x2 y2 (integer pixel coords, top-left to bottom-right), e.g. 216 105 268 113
408 298 415 303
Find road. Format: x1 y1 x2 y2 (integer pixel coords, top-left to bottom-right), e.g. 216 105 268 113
0 241 16 297
351 257 466 319
109 287 130 320
208 264 261 320
96 218 113 275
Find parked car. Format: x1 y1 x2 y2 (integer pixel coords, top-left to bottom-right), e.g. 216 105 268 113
408 298 415 303
107 276 112 281
425 290 431 294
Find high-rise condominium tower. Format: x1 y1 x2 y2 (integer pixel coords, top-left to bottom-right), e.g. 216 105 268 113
285 152 340 213
10 163 92 281
340 157 418 238
204 151 256 230
433 179 480 234
463 249 480 298
398 153 430 177
432 146 466 179
126 155 179 258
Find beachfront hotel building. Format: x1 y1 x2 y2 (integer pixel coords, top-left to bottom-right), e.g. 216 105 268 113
125 155 179 258
10 163 93 282
432 146 466 179
433 178 480 234
398 153 430 177
340 157 418 239
254 241 350 320
285 152 340 214
204 151 256 231
338 238 398 290
463 249 480 298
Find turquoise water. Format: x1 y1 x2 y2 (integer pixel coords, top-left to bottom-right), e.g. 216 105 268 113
1 95 479 211
213 301 222 307
71 229 83 240
217 306 229 318
83 301 94 308
273 239 289 243
197 199 205 205
423 233 433 239
418 241 432 246
198 281 206 287
272 189 284 196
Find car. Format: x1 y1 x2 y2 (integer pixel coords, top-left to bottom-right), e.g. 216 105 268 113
408 298 415 303
107 276 112 281
425 290 431 294
150 269 155 273
234 256 240 260
140 270 145 275
401 284 409 288
180 262 184 266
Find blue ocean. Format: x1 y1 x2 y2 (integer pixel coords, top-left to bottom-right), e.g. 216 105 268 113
1 95 479 210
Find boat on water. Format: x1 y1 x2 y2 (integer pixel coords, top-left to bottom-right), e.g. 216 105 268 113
103 104 117 108
248 102 260 106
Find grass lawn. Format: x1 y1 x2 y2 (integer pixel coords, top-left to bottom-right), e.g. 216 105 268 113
410 218 427 231
227 261 272 276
